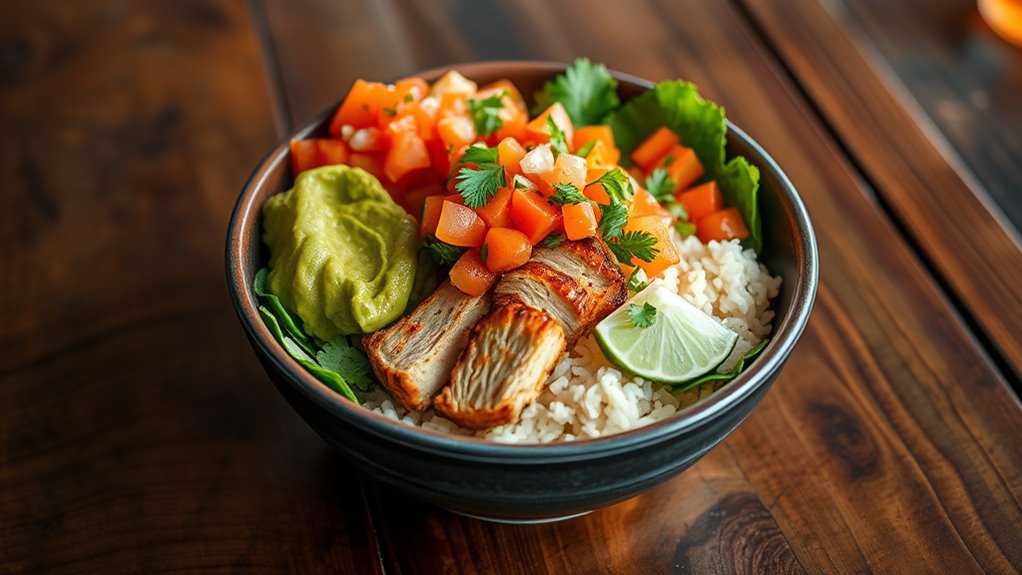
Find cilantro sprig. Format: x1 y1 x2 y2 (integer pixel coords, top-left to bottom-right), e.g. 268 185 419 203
454 144 505 208
627 302 658 329
538 232 565 248
467 90 507 136
607 230 660 264
549 183 587 205
533 58 620 126
644 169 675 201
547 116 569 157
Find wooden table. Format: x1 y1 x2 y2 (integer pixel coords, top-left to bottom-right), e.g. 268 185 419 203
3 0 1021 572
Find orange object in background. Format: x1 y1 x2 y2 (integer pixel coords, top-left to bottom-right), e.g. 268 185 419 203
980 0 1022 46
676 181 723 221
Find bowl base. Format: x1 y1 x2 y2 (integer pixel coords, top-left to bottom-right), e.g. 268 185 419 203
450 509 592 524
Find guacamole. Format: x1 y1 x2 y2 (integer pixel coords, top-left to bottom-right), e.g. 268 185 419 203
262 166 419 340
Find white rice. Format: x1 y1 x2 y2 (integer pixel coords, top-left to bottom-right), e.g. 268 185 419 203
361 234 782 443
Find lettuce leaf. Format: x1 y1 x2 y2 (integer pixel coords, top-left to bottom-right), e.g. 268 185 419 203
603 81 761 252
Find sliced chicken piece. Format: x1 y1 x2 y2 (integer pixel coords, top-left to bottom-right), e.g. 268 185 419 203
494 238 627 344
433 304 566 429
364 281 492 411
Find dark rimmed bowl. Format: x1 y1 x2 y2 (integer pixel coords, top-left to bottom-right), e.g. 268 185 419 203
227 61 818 523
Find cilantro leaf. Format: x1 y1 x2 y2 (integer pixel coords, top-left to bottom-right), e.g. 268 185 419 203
459 143 499 165
538 232 565 248
513 176 532 190
454 164 506 208
533 58 620 126
588 167 632 203
667 201 689 222
598 202 629 240
644 169 675 201
575 140 597 158
547 116 569 157
549 183 587 205
627 267 649 292
423 237 465 266
480 244 489 263
316 336 376 392
627 302 658 329
467 91 506 136
607 230 659 264
603 80 761 251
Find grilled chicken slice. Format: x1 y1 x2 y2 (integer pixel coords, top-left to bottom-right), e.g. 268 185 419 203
364 281 493 411
494 238 627 345
433 304 566 429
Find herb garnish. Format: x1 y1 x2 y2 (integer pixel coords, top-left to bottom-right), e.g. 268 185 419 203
549 183 588 205
628 302 658 329
467 90 507 136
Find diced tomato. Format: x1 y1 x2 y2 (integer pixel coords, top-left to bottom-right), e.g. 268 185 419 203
497 137 527 177
348 152 386 181
436 200 487 248
475 186 514 228
622 215 680 278
437 116 476 150
654 145 704 192
438 92 469 118
584 140 620 168
395 77 429 102
696 207 749 243
626 165 646 183
420 195 445 236
562 202 598 240
583 165 613 204
348 127 388 152
540 153 587 193
630 188 673 222
449 249 497 296
525 102 574 148
384 131 430 182
677 181 722 222
289 139 349 175
573 125 616 150
329 79 381 134
510 189 561 244
382 113 417 136
483 227 532 272
632 127 680 170
494 107 528 142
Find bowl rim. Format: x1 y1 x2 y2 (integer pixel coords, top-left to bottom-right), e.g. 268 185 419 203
226 60 818 462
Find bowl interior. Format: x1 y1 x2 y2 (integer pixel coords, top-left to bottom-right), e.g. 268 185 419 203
226 61 818 458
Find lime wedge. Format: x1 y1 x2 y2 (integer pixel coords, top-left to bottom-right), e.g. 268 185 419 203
595 284 738 384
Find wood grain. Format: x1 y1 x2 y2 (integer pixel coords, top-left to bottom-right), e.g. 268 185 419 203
0 1 381 573
839 0 1022 228
262 0 1022 573
738 0 1022 383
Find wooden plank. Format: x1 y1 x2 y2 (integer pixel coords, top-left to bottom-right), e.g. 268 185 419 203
0 1 382 573
737 0 1022 383
260 0 1022 573
838 0 1022 228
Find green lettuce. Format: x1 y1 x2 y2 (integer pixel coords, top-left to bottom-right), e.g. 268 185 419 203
603 81 761 252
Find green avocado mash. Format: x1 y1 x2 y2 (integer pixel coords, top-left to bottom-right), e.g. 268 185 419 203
262 165 419 340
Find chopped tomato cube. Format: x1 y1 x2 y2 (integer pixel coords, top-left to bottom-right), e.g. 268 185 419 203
540 153 587 193
289 139 349 175
449 250 497 296
622 215 680 278
562 202 598 240
696 207 749 243
497 137 527 177
436 200 487 248
437 116 476 150
483 227 533 272
677 181 722 221
510 189 561 244
384 131 430 183
654 145 704 192
525 102 574 148
475 186 514 228
632 127 680 170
